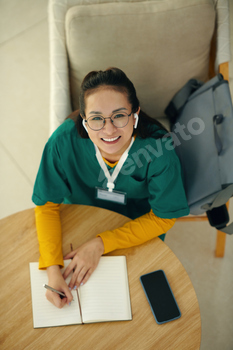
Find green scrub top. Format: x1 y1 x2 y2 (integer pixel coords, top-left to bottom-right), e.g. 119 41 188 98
32 119 189 220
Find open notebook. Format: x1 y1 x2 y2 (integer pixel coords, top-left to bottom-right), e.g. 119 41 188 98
29 256 132 328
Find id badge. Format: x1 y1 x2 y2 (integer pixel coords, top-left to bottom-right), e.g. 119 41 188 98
96 187 127 205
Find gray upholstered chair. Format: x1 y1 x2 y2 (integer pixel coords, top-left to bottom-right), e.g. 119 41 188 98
48 0 231 256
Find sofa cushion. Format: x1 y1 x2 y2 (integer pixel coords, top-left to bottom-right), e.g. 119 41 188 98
65 0 215 122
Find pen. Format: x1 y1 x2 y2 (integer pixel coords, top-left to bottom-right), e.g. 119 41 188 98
43 284 66 298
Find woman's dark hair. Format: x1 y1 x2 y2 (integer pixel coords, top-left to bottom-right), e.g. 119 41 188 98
67 67 168 139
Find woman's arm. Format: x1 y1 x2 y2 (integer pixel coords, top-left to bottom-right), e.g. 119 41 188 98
35 202 73 307
35 202 64 269
97 210 176 254
35 202 104 295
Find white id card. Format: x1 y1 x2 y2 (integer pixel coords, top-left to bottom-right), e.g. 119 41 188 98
96 188 127 205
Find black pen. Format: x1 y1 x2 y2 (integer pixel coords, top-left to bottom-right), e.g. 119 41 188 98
43 284 66 298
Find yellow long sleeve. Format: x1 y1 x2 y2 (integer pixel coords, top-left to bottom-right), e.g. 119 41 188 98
97 210 176 254
35 203 176 268
34 202 64 269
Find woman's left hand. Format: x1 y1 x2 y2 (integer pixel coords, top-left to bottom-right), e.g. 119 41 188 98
63 237 104 289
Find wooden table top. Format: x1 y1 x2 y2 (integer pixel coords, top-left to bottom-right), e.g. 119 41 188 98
0 205 201 350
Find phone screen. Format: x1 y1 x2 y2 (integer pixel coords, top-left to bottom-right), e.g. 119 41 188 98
140 270 181 324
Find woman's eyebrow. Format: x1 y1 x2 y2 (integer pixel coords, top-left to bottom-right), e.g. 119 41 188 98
112 108 127 113
89 108 127 115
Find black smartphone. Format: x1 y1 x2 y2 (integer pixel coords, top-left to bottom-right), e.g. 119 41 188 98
140 270 181 324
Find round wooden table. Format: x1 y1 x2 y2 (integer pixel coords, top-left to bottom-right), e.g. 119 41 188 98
0 205 201 349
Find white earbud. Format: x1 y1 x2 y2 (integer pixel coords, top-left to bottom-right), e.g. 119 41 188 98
134 113 139 129
82 119 89 134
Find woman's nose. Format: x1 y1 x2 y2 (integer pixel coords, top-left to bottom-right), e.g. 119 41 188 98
103 119 117 134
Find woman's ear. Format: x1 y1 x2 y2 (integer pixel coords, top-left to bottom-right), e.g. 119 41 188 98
82 118 89 134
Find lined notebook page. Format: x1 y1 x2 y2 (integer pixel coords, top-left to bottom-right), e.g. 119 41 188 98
79 256 132 323
29 261 81 328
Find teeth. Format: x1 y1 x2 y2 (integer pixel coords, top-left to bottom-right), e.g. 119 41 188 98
102 136 120 142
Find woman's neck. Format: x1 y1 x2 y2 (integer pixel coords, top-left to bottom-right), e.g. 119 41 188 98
100 153 121 163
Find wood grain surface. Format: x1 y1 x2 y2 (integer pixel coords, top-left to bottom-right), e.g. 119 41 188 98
0 205 201 350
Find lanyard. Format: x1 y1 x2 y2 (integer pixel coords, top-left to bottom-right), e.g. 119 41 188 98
94 137 134 192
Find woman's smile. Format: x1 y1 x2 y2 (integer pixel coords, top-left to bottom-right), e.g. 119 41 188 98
101 136 121 144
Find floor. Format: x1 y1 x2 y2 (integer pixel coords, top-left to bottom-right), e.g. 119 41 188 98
0 1 233 349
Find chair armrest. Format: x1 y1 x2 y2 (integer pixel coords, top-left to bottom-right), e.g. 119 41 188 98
48 0 72 135
215 0 231 70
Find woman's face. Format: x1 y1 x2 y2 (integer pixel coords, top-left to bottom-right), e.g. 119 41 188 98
84 88 140 162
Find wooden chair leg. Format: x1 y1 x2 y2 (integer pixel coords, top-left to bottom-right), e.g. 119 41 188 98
215 230 226 257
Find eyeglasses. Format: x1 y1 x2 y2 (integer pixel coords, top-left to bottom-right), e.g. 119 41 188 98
85 111 132 131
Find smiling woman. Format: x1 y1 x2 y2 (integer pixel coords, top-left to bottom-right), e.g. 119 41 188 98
82 88 138 162
32 67 190 309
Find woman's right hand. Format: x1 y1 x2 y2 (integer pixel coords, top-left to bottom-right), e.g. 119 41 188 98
46 265 73 308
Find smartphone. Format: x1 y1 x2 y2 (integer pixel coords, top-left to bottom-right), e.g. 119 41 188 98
140 270 181 324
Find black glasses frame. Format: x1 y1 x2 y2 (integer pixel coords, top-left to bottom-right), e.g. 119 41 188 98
85 112 132 131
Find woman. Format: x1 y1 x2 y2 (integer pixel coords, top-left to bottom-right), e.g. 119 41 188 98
32 67 189 308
